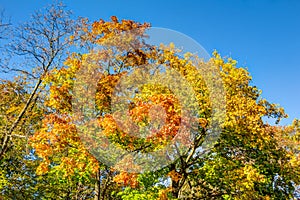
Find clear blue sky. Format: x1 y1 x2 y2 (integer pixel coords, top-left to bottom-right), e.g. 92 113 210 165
0 0 299 125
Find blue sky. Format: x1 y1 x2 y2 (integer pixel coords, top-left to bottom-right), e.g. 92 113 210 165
0 0 299 125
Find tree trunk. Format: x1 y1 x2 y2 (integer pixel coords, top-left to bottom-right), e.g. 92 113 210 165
94 170 101 200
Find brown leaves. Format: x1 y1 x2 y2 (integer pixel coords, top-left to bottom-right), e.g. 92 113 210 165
111 16 118 23
168 170 182 183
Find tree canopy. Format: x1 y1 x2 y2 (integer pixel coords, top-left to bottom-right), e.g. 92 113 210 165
0 3 299 200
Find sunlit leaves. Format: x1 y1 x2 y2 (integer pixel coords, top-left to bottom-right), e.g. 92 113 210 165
27 16 300 199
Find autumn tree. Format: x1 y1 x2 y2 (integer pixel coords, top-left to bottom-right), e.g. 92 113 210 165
29 16 300 200
0 4 299 199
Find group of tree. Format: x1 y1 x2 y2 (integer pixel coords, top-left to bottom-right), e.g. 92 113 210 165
0 2 299 199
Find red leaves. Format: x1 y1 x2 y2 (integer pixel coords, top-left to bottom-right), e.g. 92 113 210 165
113 171 139 188
97 92 182 152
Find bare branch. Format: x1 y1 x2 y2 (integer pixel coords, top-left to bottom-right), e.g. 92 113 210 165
0 2 80 160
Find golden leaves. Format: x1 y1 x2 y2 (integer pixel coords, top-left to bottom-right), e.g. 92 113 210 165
36 161 50 175
29 112 99 177
199 118 208 128
88 17 150 43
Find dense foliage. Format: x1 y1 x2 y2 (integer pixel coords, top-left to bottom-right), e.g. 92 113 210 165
0 3 299 200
